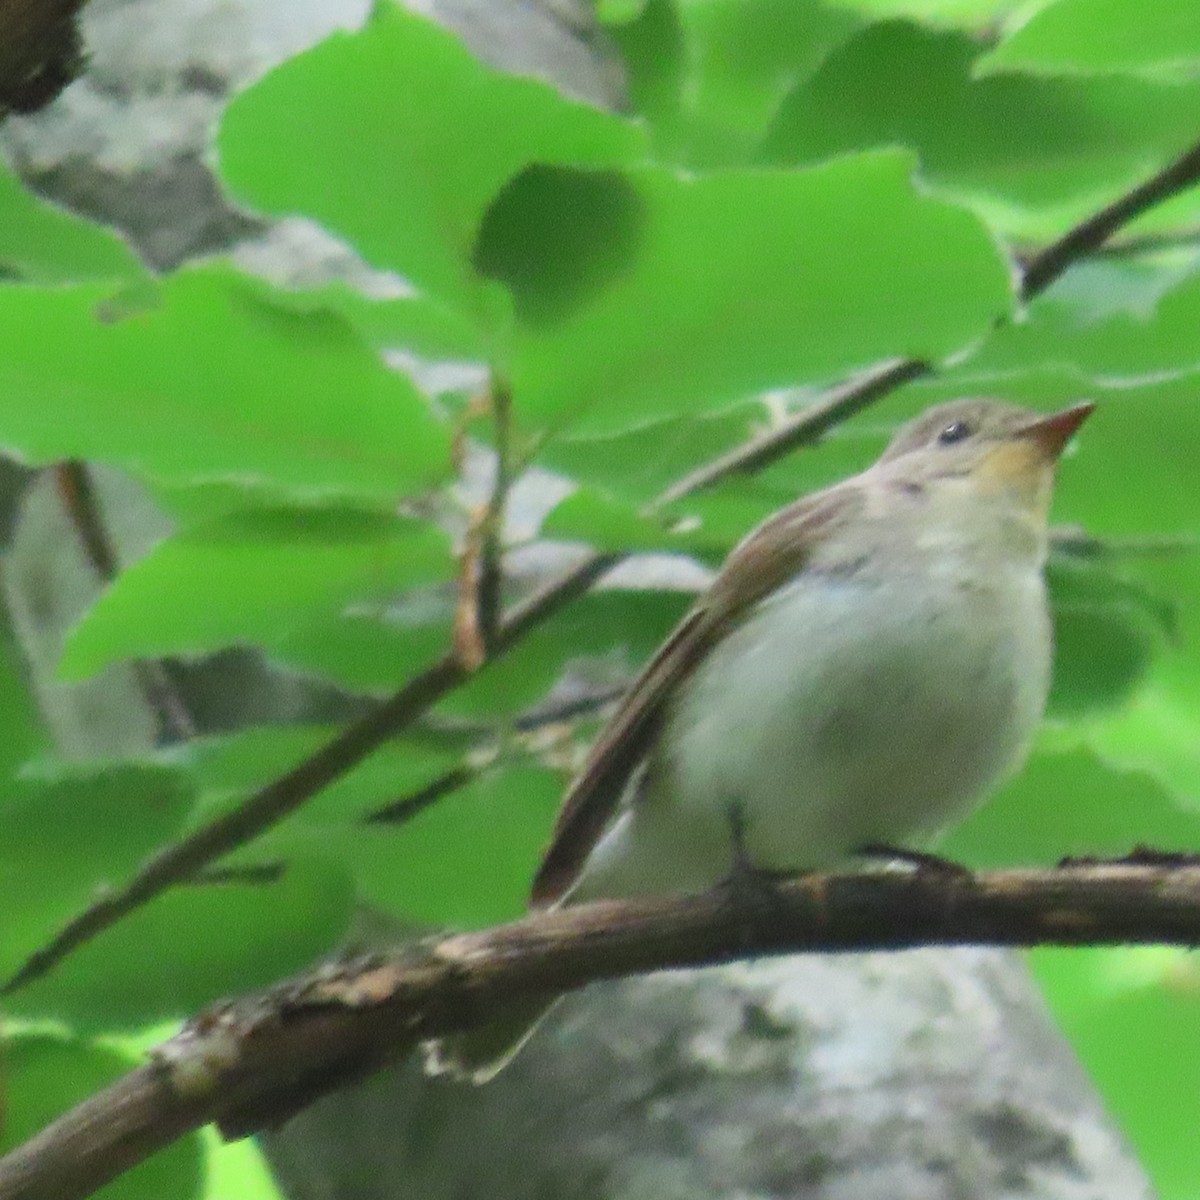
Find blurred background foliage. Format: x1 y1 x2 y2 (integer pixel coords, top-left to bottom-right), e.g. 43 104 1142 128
1 0 1199 1196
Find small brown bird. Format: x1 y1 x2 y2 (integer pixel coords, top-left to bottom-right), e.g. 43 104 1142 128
427 396 1093 1080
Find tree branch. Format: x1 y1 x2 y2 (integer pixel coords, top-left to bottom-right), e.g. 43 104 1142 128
5 130 1199 996
1020 136 1200 299
3 860 1200 1200
656 357 932 503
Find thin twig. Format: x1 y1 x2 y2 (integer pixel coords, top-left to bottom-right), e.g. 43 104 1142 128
1020 136 1200 299
453 377 512 667
4 859 1200 1200
656 358 931 503
363 765 479 825
53 461 196 743
6 133 1200 996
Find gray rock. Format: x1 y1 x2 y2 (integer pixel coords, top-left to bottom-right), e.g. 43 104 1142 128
262 950 1152 1200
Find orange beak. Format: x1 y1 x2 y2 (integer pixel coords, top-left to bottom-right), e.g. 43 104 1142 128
1020 402 1095 460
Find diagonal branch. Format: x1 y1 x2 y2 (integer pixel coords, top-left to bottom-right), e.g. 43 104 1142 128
656 357 931 504
3 859 1200 1200
1020 137 1200 300
5 131 1200 996
674 132 1200 499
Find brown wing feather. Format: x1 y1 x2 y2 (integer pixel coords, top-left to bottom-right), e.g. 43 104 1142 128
529 484 857 907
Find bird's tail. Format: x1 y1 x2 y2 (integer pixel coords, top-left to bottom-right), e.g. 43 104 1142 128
422 995 560 1083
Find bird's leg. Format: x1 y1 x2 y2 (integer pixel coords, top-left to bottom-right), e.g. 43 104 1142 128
856 842 973 880
719 800 794 923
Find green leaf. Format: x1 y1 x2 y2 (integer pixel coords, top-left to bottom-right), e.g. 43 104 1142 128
1033 947 1200 1200
275 588 692 718
1 1034 203 1200
669 0 863 165
0 617 49 777
0 265 451 503
1048 602 1157 717
542 487 683 552
5 858 355 1029
218 2 644 325
607 0 687 155
475 167 648 328
1084 685 1200 809
0 163 144 284
825 0 1017 21
274 602 454 697
981 0 1200 80
968 271 1200 381
1045 552 1173 717
183 725 462 825
259 764 564 927
762 20 1200 239
60 509 454 678
0 766 193 983
538 403 767 502
238 276 487 361
510 151 1013 432
941 746 1200 868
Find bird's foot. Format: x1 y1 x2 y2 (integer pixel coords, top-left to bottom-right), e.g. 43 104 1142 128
717 802 796 937
856 842 973 880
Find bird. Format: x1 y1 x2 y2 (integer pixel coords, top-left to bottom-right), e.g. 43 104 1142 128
425 396 1094 1081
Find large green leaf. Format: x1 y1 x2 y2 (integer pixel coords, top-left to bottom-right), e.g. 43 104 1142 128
968 272 1200 381
218 2 644 330
1084 686 1200 810
275 588 692 716
981 0 1200 79
5 858 355 1030
1045 551 1175 718
59 509 454 679
943 746 1200 867
762 20 1200 239
0 265 450 503
1 1034 203 1200
537 403 768 502
507 150 1013 432
0 163 144 284
662 0 863 165
182 725 463 825
257 763 564 927
0 766 193 983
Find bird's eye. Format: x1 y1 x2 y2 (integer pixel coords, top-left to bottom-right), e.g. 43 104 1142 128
937 421 972 446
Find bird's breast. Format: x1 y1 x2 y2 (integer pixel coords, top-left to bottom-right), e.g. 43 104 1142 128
646 562 1052 881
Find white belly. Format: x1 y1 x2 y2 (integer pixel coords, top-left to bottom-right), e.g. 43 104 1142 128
578 565 1051 900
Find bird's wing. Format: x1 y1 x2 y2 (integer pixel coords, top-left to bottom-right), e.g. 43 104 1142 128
529 484 857 906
